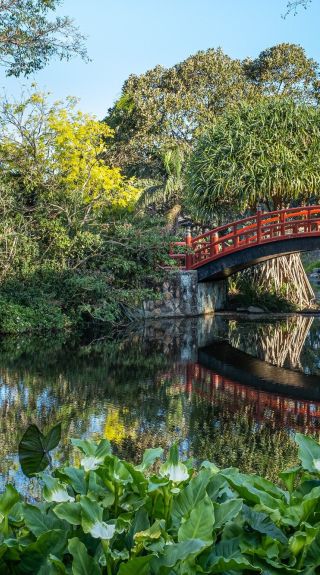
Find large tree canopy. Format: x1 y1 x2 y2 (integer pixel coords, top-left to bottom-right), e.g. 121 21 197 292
186 99 320 222
105 48 256 180
105 43 320 195
0 0 87 76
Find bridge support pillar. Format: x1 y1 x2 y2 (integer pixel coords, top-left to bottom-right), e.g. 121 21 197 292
141 271 227 319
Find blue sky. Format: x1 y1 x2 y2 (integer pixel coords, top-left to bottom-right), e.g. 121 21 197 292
0 0 319 118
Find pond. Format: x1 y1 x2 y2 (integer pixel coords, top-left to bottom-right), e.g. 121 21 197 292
0 314 320 495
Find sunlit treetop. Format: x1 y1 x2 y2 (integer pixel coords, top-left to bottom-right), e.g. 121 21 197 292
0 90 140 215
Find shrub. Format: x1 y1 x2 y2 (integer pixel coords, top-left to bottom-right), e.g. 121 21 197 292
1 430 320 572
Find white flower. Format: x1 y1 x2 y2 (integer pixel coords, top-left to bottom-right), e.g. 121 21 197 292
160 462 189 483
313 458 320 471
81 456 103 471
90 521 116 540
48 488 74 503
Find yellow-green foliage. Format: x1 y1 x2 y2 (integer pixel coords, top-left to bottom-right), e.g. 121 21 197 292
0 91 140 217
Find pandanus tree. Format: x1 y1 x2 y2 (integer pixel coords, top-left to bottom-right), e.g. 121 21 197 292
186 98 320 308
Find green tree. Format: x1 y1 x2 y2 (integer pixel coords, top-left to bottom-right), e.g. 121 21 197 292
0 0 87 76
105 48 254 181
105 44 320 218
186 98 320 221
243 43 320 103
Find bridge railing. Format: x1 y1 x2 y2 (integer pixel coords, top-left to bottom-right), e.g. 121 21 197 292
169 205 320 270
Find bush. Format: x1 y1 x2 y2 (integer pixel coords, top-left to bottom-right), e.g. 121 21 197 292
2 430 320 572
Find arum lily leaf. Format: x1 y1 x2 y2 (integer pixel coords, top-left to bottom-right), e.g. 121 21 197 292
18 424 61 477
53 502 81 525
24 504 64 536
178 494 214 543
136 447 163 471
118 555 153 575
68 537 101 575
213 498 243 529
0 485 19 521
295 433 320 473
151 539 207 569
243 505 287 544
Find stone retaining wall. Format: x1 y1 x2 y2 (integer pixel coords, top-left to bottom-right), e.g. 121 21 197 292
141 271 227 319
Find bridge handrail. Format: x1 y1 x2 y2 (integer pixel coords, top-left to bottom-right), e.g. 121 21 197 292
169 205 320 270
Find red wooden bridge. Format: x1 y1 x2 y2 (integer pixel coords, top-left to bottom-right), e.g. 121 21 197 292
170 205 320 280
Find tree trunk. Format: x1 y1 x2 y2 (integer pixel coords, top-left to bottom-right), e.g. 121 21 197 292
249 253 315 310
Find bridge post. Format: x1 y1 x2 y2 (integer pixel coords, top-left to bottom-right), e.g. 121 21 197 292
185 227 192 270
256 206 262 243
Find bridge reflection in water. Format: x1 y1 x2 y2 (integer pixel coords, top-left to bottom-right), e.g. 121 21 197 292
161 313 320 433
181 362 320 432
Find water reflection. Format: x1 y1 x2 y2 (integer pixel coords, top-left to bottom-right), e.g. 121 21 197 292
0 315 319 492
229 315 314 370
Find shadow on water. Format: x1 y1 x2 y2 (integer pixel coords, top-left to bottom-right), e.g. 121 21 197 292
0 313 320 493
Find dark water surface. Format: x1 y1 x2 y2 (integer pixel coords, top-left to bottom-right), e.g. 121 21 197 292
1 314 320 493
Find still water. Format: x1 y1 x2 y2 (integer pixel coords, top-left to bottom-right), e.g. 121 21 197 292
0 314 320 493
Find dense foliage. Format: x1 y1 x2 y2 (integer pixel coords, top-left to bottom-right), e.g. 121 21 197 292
186 99 320 221
1 431 320 572
0 0 87 76
0 91 172 333
105 43 320 219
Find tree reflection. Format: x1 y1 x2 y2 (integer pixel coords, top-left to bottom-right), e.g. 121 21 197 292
0 316 319 492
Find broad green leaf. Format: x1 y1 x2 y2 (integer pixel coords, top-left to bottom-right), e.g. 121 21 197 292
71 438 97 456
243 506 287 544
202 537 259 573
222 470 282 510
118 555 153 575
178 494 214 543
19 424 61 477
295 433 320 473
171 468 212 527
53 502 81 525
208 555 258 573
279 466 301 493
0 485 19 521
213 498 243 529
19 529 67 573
71 438 111 459
24 504 65 536
43 424 61 452
58 466 87 494
68 537 101 575
152 539 207 569
136 447 163 471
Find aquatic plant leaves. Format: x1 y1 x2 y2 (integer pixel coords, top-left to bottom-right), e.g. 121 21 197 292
53 502 82 526
295 433 320 473
24 504 65 536
178 495 214 543
136 447 163 471
18 423 61 477
118 555 153 575
9 432 320 572
68 537 101 575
